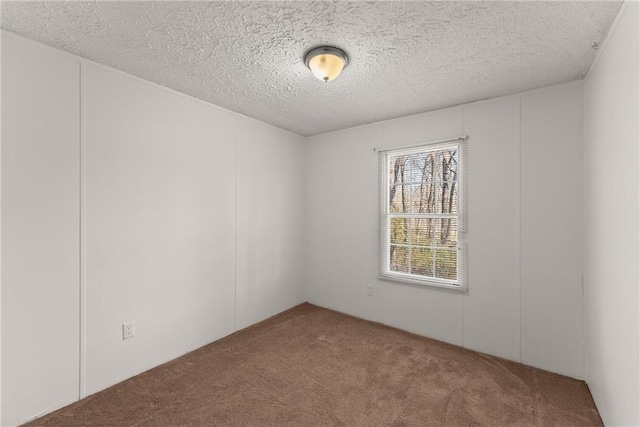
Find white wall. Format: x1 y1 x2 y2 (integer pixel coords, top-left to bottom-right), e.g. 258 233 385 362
1 31 80 427
583 2 640 426
520 86 584 377
83 65 238 395
1 33 305 426
305 82 585 379
305 124 382 323
236 119 305 330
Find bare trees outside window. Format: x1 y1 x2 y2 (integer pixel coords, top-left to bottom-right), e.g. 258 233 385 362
381 142 464 288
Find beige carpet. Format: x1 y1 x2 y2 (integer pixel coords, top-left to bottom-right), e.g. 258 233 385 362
27 303 601 426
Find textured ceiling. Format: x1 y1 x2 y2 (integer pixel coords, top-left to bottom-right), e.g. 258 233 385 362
1 1 622 136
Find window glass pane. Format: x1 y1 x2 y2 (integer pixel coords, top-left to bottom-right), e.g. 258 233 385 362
411 247 434 277
434 218 458 249
434 149 457 176
421 151 436 183
411 218 434 246
410 183 437 213
387 156 396 186
407 153 427 183
436 181 458 214
388 155 410 186
434 148 458 214
435 249 457 280
433 150 443 182
443 149 458 183
390 245 409 273
389 185 410 213
390 218 408 244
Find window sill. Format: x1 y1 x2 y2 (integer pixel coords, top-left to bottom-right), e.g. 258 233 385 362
378 273 467 292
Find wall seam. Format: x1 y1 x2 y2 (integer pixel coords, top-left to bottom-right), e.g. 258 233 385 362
302 137 308 305
234 117 238 332
380 124 386 325
461 106 466 348
517 95 523 363
580 87 587 383
79 61 87 399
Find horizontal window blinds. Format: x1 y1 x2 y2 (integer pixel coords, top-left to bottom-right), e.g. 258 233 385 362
378 137 468 290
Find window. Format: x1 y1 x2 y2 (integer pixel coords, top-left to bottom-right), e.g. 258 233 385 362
378 139 467 290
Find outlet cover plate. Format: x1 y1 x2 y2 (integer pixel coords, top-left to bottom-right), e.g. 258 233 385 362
122 321 135 340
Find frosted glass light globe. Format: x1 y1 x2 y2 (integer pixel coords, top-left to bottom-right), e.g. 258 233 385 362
304 47 348 82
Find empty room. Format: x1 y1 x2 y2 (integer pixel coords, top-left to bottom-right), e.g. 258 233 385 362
1 1 638 426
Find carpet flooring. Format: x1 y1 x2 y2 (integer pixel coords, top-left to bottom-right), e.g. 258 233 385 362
26 303 602 426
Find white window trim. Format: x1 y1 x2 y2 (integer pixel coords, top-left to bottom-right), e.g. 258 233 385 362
378 138 468 291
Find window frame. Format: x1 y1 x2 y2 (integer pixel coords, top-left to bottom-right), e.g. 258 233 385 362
378 140 467 291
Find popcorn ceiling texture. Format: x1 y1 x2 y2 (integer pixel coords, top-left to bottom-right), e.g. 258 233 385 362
1 1 621 136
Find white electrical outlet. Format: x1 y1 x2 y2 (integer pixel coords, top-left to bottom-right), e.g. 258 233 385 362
122 321 135 340
366 284 374 296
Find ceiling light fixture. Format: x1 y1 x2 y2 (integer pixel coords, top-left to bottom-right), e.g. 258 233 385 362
304 46 348 82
